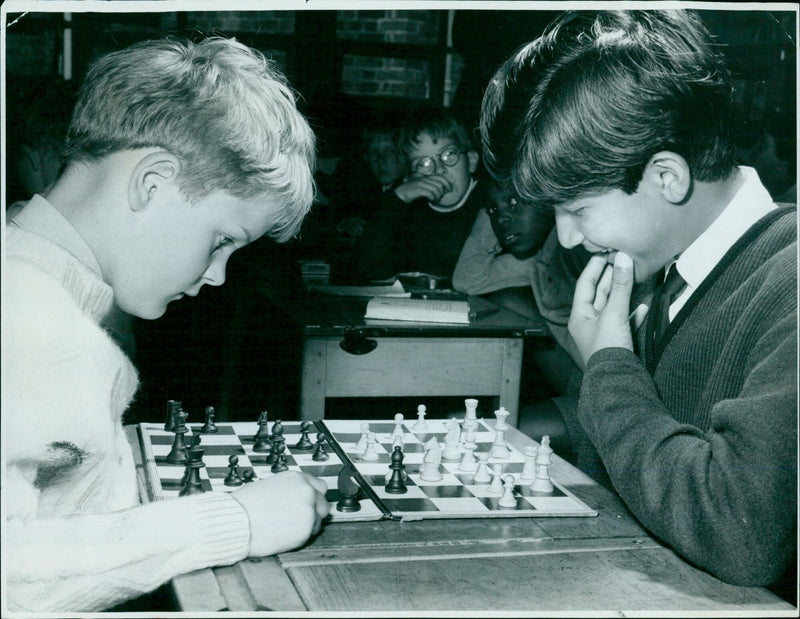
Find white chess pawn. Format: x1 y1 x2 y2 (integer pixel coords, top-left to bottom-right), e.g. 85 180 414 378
458 431 478 473
362 432 380 461
442 417 462 461
493 407 510 431
530 435 554 493
413 404 428 432
355 422 370 453
392 433 404 450
490 428 511 459
391 413 404 439
463 398 479 431
519 445 538 482
487 464 504 494
473 452 492 483
498 474 518 508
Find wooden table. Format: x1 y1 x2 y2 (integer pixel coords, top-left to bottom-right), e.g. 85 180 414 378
126 425 794 613
255 285 548 427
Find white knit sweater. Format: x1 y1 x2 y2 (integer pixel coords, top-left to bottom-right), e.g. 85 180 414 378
2 197 251 612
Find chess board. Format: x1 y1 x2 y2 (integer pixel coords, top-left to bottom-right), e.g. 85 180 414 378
138 422 384 522
320 418 597 520
138 418 597 523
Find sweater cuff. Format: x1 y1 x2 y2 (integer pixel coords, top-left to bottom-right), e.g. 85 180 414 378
187 493 250 568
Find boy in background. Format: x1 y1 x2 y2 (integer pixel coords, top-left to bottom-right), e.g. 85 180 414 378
3 37 329 612
357 107 495 282
481 9 796 596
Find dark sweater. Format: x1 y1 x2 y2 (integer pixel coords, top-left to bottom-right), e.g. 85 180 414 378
577 207 797 588
357 181 490 281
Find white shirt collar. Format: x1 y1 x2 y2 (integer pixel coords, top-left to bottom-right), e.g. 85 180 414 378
674 166 776 293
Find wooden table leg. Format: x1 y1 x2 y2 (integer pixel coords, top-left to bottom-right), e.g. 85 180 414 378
498 338 523 427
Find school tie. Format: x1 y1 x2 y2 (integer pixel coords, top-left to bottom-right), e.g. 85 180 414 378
649 265 688 345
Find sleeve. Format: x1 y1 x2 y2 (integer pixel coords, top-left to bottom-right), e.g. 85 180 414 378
6 493 250 612
577 311 797 586
452 209 533 294
357 191 410 281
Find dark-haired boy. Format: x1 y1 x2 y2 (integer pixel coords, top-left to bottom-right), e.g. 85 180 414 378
481 9 796 594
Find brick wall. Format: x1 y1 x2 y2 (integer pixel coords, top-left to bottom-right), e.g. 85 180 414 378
337 10 442 100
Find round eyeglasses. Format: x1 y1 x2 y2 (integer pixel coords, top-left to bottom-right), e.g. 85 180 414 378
411 147 466 177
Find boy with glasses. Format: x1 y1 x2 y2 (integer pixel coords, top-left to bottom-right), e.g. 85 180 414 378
357 107 496 282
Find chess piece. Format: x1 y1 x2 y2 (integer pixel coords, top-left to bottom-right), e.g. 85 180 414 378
242 469 255 483
180 436 206 496
385 446 408 494
487 464 504 494
253 411 272 452
463 398 479 431
490 428 511 459
520 445 538 483
166 409 189 464
392 433 404 450
498 474 517 508
267 421 285 465
294 421 314 451
391 413 404 439
355 422 370 453
458 429 478 473
442 418 462 461
271 442 289 473
200 405 218 433
530 435 554 494
419 437 443 482
224 454 243 487
362 432 380 461
312 433 330 461
473 452 492 483
336 466 361 512
412 404 428 432
164 400 181 432
269 419 284 442
493 406 510 431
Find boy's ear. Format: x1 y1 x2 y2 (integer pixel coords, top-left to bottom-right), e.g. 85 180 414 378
467 150 480 174
642 151 691 204
128 151 182 212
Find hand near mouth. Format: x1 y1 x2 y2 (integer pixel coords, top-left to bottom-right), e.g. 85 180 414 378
568 251 635 364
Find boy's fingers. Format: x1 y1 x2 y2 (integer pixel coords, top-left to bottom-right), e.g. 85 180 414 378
573 255 610 310
593 263 614 312
605 251 635 315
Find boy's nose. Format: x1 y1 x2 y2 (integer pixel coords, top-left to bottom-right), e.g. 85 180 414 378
555 211 583 248
203 259 227 287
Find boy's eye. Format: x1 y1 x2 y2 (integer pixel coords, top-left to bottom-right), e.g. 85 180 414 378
214 236 235 252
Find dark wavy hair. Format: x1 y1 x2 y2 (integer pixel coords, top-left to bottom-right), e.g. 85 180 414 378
480 10 737 209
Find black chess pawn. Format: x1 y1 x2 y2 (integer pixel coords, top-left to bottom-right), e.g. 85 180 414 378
164 400 181 432
242 469 255 483
294 421 314 451
270 442 289 473
224 454 243 487
200 406 218 434
312 433 330 462
166 409 189 464
385 446 408 494
179 437 206 496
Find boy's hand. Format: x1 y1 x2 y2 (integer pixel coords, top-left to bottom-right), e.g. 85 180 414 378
394 175 453 204
568 251 635 365
231 471 330 556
